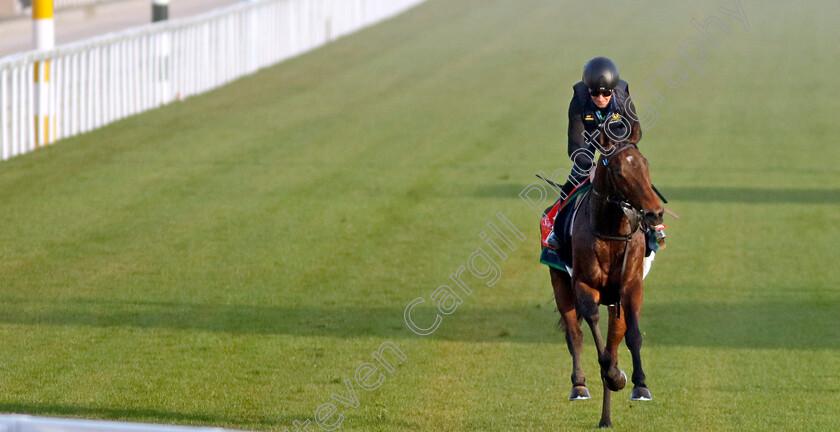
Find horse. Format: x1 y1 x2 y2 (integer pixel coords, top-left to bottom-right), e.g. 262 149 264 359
549 121 664 428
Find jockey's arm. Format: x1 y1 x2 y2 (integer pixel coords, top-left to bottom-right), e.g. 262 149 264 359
566 96 592 181
567 95 587 159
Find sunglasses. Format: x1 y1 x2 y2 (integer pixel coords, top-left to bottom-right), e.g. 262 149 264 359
589 89 613 98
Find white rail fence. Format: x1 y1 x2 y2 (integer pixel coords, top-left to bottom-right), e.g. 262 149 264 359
0 0 425 161
52 0 110 8
0 415 249 432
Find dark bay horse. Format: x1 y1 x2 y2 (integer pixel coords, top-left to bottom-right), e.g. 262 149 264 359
550 122 664 428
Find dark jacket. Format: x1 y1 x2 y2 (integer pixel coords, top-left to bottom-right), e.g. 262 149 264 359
562 79 640 195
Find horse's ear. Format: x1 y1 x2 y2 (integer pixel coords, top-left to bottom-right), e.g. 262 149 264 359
629 120 642 145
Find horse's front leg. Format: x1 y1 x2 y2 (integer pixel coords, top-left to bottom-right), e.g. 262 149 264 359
598 303 628 428
602 303 628 392
623 284 652 401
575 281 605 357
575 281 613 420
575 281 621 428
551 269 589 400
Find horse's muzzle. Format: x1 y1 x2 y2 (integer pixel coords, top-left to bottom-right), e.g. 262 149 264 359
644 209 664 227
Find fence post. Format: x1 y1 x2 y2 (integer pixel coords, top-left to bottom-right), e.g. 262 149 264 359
152 0 171 105
33 0 54 146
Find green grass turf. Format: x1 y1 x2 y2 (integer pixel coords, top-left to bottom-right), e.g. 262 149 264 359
1 0 839 430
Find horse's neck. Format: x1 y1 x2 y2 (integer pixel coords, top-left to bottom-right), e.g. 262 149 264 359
590 184 630 238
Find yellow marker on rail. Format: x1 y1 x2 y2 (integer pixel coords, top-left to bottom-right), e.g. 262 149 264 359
33 0 54 147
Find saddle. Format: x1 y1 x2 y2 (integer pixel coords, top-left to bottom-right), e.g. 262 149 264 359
540 180 658 279
540 181 592 275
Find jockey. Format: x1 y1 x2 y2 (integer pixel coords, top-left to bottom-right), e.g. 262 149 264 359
547 56 666 251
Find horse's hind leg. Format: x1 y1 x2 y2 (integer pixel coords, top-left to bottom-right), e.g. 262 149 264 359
550 268 589 400
623 287 652 401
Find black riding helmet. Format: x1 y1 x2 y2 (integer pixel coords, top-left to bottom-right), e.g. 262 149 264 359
582 57 619 91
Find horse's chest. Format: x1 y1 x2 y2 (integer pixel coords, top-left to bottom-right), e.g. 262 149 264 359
579 244 625 289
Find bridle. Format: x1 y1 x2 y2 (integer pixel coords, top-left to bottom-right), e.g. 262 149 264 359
590 143 649 302
591 188 645 242
592 143 649 240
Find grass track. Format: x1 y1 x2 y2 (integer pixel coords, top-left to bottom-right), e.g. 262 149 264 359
0 0 839 431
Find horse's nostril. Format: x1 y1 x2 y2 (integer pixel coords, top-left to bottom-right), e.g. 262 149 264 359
645 210 664 225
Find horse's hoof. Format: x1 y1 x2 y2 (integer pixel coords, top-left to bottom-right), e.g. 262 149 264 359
606 369 626 392
630 386 652 401
569 386 591 400
598 419 612 428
